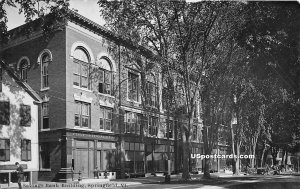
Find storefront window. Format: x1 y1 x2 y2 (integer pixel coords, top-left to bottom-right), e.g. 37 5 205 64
124 142 144 173
96 141 116 172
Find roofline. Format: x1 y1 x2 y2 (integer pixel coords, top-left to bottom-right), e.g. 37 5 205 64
0 60 43 103
68 10 158 59
5 10 158 60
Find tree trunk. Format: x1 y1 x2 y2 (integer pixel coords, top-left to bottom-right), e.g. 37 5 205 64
181 129 191 180
251 145 256 168
260 140 266 167
203 158 211 179
203 120 211 178
285 152 288 170
234 142 241 175
281 150 285 166
232 159 236 174
272 154 277 166
230 117 236 174
271 148 278 166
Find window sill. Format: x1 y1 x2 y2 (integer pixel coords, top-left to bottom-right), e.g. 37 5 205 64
124 132 140 135
147 135 158 138
98 130 113 133
74 126 92 131
40 87 50 92
39 168 51 172
126 98 141 104
73 85 92 93
163 137 174 140
98 93 115 99
41 128 50 131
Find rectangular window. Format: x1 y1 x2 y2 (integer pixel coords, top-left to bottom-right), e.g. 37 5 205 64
192 125 197 141
74 101 90 128
98 70 104 93
73 61 80 86
124 112 141 135
148 116 158 136
73 60 90 89
81 64 89 89
162 87 168 109
0 139 10 161
146 82 158 107
104 71 111 94
125 112 129 133
20 105 31 126
98 69 113 95
21 67 28 82
21 139 31 161
136 114 141 135
128 72 139 101
167 120 174 139
125 142 144 152
0 101 10 125
42 62 49 89
99 107 112 131
42 102 49 129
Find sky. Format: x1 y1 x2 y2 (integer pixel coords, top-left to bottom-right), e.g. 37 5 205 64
6 0 104 30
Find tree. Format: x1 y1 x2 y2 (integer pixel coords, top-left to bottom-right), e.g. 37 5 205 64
99 0 245 179
235 1 300 169
265 85 300 167
0 0 70 43
236 1 300 99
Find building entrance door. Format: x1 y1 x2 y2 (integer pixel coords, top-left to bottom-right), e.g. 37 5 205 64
75 149 89 178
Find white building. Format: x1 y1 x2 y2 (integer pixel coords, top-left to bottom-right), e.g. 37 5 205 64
0 60 42 188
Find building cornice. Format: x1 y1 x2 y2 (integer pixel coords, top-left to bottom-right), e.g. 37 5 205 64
1 10 158 60
68 11 156 59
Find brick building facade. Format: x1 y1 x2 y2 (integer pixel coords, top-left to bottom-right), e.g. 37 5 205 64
0 12 204 181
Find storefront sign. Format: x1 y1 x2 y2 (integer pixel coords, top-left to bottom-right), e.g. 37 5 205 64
145 138 174 145
69 132 117 141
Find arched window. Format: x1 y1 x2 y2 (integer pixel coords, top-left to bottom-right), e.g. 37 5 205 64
73 48 90 89
41 54 50 89
98 57 113 95
20 59 29 82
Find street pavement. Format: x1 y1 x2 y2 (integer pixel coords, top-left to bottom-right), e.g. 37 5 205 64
2 173 300 189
